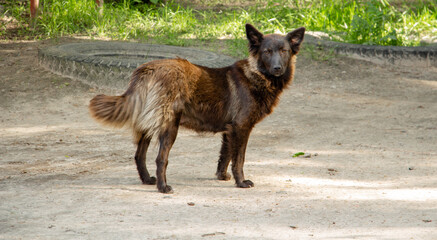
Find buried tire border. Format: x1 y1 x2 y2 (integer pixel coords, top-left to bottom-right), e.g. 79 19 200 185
38 41 236 90
305 33 437 68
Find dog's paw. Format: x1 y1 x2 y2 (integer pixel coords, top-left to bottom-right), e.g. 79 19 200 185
237 180 254 188
142 176 157 185
216 172 231 181
158 185 173 194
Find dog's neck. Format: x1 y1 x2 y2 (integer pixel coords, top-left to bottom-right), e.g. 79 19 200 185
244 56 272 89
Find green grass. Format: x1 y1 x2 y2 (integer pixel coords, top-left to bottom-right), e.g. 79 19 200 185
292 0 437 46
1 0 436 57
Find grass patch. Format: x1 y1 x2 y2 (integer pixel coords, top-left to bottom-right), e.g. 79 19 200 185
294 0 437 46
1 0 436 56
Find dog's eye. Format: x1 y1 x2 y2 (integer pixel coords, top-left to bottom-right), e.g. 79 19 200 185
280 49 289 53
264 49 272 54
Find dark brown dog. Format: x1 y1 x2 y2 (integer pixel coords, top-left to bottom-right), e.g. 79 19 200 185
89 24 305 193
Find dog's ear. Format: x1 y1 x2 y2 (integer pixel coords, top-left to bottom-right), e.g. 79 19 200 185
246 24 264 53
286 27 305 54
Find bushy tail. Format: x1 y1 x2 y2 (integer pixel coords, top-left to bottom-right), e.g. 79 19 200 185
89 94 133 128
89 70 180 140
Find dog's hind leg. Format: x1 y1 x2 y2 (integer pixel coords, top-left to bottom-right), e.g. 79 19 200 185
216 132 232 181
155 113 181 193
134 133 156 185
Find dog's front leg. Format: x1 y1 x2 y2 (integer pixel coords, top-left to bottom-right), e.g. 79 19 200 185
230 126 254 188
216 132 232 181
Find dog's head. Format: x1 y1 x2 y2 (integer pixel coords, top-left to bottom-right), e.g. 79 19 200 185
246 24 305 77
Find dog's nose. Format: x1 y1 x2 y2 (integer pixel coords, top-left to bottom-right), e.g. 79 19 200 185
274 66 282 71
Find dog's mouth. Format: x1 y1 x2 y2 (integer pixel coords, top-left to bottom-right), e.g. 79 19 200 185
271 69 284 77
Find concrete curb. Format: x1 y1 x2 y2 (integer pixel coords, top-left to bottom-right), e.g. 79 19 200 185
305 33 437 68
38 41 236 90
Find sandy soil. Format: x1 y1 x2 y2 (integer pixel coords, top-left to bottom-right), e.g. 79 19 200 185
0 39 436 240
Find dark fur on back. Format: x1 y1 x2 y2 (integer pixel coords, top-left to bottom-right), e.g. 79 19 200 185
89 24 305 193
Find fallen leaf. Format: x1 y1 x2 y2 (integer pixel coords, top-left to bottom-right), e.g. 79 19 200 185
292 152 305 158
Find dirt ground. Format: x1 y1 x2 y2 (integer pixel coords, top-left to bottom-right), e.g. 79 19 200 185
0 39 436 240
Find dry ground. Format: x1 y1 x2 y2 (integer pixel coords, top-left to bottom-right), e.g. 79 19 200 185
0 39 436 239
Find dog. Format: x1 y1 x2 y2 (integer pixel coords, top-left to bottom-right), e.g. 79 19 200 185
89 24 305 193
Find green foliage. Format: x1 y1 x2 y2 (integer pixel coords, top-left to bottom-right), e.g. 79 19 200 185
38 0 98 37
1 0 436 50
286 0 436 46
292 152 305 158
